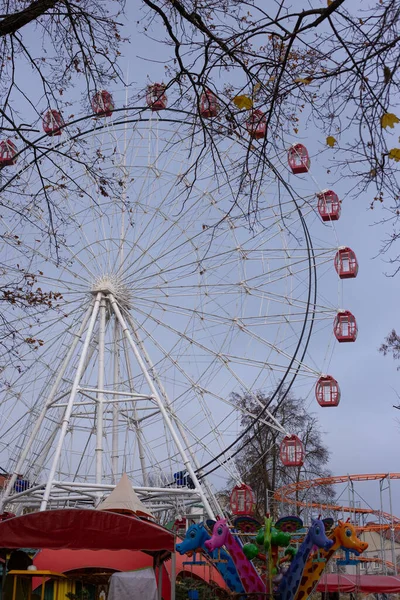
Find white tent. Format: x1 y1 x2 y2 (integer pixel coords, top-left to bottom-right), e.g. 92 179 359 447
107 569 157 600
96 473 154 519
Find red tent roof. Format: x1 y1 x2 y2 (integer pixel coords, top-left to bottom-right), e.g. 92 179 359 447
0 509 174 553
34 548 152 573
317 574 400 593
32 546 227 590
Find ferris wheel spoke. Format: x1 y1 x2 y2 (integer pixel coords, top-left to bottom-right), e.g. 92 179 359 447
122 308 233 483
130 303 301 422
129 311 290 444
122 311 243 486
130 300 318 408
117 199 214 284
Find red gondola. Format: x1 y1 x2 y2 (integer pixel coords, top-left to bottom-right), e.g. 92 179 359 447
280 434 304 467
317 189 341 222
288 144 310 174
334 310 357 342
146 83 167 111
230 483 255 516
42 109 64 136
91 90 115 117
315 375 341 407
334 247 359 279
200 89 219 118
173 517 187 534
0 139 17 167
246 109 266 140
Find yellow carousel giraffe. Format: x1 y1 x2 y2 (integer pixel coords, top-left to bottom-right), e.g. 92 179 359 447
294 521 368 600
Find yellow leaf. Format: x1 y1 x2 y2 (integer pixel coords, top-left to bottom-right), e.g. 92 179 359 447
253 82 261 94
327 0 333 4
233 95 253 110
388 148 400 162
326 136 336 147
381 113 400 129
294 77 313 85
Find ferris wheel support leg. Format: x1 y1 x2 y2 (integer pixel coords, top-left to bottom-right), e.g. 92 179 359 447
122 335 149 487
95 297 107 487
31 324 100 485
125 312 223 518
39 292 102 512
109 294 216 520
111 321 120 483
0 302 94 513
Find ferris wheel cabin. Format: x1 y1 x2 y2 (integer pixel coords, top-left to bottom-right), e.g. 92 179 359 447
91 90 115 117
288 144 310 174
317 189 341 222
146 83 167 111
42 109 64 136
230 483 255 516
315 375 341 407
200 90 219 118
334 310 358 342
0 139 17 166
280 434 305 467
246 110 267 139
335 247 359 278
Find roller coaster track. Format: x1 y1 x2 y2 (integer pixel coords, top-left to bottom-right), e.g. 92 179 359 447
357 556 396 570
274 473 400 529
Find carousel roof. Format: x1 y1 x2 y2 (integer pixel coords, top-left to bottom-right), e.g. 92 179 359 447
96 473 154 519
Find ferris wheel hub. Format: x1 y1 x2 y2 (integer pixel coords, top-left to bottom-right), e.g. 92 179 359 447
91 274 131 308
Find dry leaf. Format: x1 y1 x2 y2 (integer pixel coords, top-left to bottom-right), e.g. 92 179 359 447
233 95 253 110
326 136 336 147
384 66 392 84
294 77 313 85
388 148 400 162
381 113 400 129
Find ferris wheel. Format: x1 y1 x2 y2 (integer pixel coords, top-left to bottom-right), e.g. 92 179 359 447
0 85 355 519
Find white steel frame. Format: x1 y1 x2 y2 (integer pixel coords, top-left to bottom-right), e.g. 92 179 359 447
1 289 219 518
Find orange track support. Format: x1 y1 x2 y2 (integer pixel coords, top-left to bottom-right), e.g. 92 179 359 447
274 473 400 531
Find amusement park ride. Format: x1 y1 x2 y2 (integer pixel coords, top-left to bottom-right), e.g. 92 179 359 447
174 477 400 598
0 82 395 599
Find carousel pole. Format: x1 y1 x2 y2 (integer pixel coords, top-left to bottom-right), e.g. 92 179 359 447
170 549 176 600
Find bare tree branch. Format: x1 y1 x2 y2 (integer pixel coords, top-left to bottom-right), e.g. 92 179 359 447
0 0 58 36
